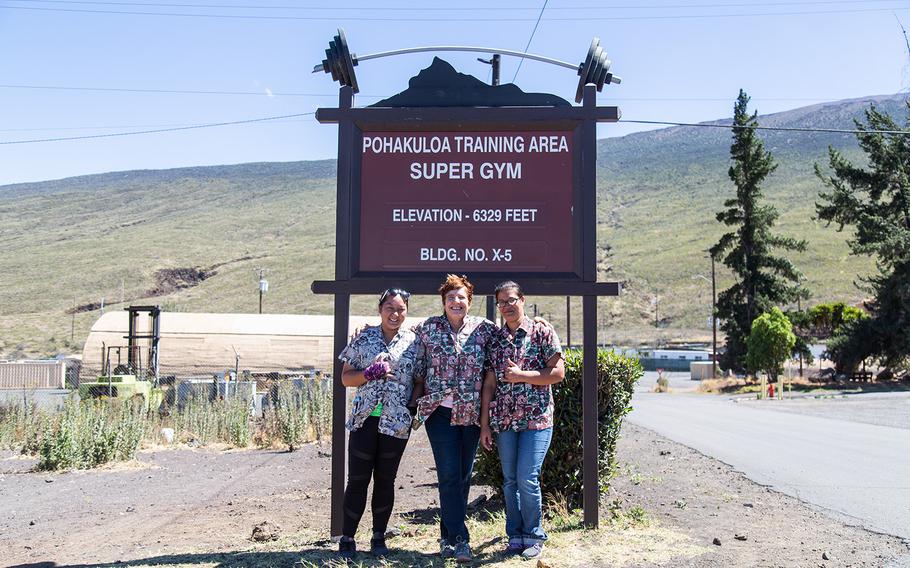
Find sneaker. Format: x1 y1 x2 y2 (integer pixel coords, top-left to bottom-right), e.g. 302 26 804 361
505 539 525 555
521 542 544 560
439 538 455 558
338 536 356 560
454 540 473 563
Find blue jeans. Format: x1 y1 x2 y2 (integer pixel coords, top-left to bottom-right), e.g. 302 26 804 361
496 427 553 544
424 407 481 544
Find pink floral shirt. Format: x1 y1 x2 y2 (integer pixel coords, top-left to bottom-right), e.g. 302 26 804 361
414 315 501 427
489 317 563 432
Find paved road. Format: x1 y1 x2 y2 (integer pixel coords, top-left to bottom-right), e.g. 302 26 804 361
628 374 910 543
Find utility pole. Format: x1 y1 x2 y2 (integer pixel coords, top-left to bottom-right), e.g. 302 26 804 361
797 281 803 377
477 53 502 86
254 268 269 314
566 296 572 348
710 254 718 379
479 53 501 325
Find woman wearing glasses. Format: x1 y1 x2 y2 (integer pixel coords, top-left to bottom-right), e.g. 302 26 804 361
336 288 423 559
480 280 565 561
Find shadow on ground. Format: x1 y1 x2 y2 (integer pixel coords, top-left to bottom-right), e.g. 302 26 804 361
9 501 536 568
9 544 514 568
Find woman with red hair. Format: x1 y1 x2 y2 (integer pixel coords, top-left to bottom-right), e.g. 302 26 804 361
412 274 502 563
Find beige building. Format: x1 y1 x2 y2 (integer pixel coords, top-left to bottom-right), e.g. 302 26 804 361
82 311 427 375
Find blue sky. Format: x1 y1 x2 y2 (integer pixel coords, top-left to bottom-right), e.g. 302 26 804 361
1 0 908 186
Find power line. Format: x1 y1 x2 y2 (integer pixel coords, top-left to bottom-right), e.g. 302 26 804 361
7 0 907 11
512 0 549 84
619 119 910 135
0 112 315 145
0 84 847 102
0 84 328 96
3 4 907 21
3 114 907 145
0 83 386 97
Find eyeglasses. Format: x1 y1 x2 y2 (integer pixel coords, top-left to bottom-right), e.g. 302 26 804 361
496 297 521 308
379 288 411 306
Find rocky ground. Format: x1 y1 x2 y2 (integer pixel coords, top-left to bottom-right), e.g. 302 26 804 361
1 421 906 567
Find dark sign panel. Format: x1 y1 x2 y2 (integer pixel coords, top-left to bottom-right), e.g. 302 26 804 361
358 130 575 273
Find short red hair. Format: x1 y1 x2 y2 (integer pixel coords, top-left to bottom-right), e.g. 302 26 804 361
438 274 474 304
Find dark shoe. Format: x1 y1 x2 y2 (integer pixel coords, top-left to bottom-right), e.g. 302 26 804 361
370 535 391 556
454 540 472 563
338 536 356 560
439 538 455 558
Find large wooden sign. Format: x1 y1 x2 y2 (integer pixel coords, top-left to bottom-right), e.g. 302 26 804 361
313 57 621 535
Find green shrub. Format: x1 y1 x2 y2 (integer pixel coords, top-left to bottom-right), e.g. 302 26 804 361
305 379 332 440
171 395 252 447
475 349 642 508
265 379 333 450
36 398 145 471
273 381 307 451
173 395 220 445
0 400 45 452
224 396 252 447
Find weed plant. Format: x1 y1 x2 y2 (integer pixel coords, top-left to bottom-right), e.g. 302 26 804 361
0 400 45 451
264 379 332 451
270 381 307 450
0 379 333 469
36 398 145 470
305 379 331 441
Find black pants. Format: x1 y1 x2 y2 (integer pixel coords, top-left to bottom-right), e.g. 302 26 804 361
342 416 409 538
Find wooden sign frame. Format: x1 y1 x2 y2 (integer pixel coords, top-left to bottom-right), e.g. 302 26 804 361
313 63 620 534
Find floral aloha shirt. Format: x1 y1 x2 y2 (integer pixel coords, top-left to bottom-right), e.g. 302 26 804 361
414 315 502 427
489 316 563 432
338 326 423 439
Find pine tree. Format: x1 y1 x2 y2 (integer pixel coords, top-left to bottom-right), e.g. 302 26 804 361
711 90 808 372
815 103 910 369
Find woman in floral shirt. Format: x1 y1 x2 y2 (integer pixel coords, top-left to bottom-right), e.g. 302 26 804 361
414 274 502 563
336 288 423 559
480 280 564 561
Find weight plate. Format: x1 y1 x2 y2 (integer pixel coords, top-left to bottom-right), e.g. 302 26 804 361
325 46 338 82
575 37 599 103
595 54 611 91
337 28 359 93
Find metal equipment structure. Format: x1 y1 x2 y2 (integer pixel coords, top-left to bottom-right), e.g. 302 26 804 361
313 29 621 102
78 305 163 410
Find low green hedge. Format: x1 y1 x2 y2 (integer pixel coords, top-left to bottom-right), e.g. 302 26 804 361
475 348 642 508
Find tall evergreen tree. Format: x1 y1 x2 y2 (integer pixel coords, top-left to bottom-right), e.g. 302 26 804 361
815 103 910 369
711 90 808 372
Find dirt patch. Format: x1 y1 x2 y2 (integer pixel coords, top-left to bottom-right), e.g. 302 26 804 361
0 424 906 567
66 255 265 313
144 266 215 297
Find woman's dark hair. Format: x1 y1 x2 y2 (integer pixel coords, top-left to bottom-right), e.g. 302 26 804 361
493 280 523 299
378 287 411 308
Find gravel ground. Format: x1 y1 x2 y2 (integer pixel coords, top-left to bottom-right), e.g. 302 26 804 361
1 420 907 567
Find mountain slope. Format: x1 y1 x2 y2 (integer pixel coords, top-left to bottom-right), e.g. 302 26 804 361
1 94 907 357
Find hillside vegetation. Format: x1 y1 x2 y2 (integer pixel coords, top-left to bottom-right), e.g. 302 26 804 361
1 94 907 358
